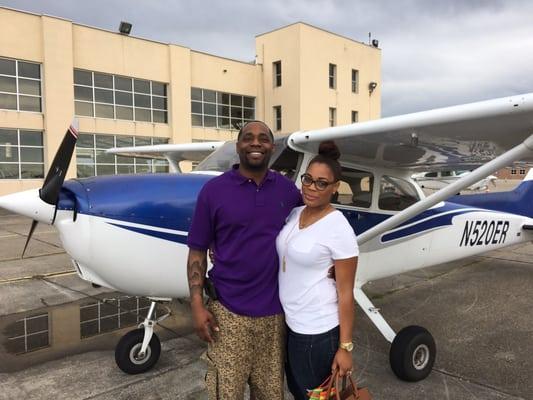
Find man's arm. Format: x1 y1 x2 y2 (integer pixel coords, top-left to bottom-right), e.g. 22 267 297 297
187 248 219 342
187 249 207 301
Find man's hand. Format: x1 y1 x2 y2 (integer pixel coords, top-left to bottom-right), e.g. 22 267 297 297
191 301 219 343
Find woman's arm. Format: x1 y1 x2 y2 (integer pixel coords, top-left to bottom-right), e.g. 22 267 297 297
331 256 358 376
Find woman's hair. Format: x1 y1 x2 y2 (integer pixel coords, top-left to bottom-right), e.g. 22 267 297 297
308 140 342 181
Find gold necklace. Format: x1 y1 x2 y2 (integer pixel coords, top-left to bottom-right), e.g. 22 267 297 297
282 219 298 273
299 205 333 229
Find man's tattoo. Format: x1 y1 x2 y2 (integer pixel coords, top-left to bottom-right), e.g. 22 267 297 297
187 258 207 298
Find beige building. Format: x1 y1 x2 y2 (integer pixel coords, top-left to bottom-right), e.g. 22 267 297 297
0 7 381 196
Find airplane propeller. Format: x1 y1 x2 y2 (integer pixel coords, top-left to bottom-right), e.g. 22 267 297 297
22 120 79 258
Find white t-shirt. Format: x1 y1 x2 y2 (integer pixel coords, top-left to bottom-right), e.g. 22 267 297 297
277 206 358 334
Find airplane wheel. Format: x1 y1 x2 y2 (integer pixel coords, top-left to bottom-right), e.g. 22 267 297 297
115 328 161 374
389 325 436 382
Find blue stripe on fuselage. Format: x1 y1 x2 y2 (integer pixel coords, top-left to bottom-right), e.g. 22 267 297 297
107 223 188 244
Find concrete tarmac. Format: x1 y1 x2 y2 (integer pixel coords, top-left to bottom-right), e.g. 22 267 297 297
0 208 532 400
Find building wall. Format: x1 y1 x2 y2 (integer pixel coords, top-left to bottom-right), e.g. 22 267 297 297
298 23 381 129
0 8 381 196
495 166 531 180
255 23 302 134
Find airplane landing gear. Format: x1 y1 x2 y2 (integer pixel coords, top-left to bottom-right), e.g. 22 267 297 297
114 299 171 374
389 325 436 381
355 288 436 382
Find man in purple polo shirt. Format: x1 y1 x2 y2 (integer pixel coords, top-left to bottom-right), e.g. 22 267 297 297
187 120 301 399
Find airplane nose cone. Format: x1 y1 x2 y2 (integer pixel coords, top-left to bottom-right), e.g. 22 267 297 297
0 189 56 224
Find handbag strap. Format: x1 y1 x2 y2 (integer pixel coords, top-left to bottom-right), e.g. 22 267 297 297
325 371 360 400
335 374 359 395
324 370 337 397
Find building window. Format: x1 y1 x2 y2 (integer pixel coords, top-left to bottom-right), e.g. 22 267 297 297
329 63 337 89
4 312 49 354
191 88 255 130
511 169 517 175
0 129 44 179
351 111 358 123
73 69 168 123
274 106 282 131
80 296 157 338
351 69 359 93
519 169 526 175
273 61 282 87
329 108 336 127
76 133 169 178
0 57 42 112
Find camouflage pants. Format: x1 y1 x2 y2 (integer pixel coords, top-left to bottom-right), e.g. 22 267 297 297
201 301 285 400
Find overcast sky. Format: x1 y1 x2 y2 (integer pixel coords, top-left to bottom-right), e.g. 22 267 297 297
1 0 532 116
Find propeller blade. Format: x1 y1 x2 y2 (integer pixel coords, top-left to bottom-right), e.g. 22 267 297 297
21 219 39 259
40 121 79 205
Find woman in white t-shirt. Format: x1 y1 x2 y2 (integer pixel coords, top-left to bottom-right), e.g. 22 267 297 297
277 141 359 400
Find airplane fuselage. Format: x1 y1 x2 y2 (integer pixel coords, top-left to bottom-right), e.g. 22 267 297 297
53 173 533 299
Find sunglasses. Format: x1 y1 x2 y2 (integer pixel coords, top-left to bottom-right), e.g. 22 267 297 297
300 174 336 191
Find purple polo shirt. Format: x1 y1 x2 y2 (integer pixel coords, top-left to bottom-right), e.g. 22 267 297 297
187 165 301 317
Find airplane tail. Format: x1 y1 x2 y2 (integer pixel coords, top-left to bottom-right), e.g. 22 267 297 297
449 169 533 218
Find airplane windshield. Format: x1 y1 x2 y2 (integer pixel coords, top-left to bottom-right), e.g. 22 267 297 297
194 137 300 179
194 142 239 172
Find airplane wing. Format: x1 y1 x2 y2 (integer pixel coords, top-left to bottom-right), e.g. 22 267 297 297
288 93 533 171
106 142 224 172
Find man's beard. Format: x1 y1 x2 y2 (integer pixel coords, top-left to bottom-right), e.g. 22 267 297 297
239 154 270 171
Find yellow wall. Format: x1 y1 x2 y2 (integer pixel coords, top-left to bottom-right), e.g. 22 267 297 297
0 9 381 196
256 22 381 134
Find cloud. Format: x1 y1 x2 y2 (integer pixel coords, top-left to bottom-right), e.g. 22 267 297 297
0 0 531 116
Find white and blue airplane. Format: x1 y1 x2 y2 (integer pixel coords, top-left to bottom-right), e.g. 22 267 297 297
1 93 533 381
412 170 498 191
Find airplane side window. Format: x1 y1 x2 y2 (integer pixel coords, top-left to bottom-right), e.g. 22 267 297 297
425 172 438 178
333 168 374 208
269 145 302 180
378 175 419 211
441 171 453 177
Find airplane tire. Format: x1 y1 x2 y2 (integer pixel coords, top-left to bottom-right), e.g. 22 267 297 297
389 325 436 382
115 328 161 374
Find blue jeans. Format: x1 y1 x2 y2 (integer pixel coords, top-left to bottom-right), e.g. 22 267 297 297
286 325 340 400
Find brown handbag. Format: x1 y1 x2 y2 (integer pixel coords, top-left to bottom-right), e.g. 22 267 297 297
325 371 372 400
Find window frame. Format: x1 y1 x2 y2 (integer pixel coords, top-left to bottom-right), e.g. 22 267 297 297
191 87 255 131
273 60 282 87
0 128 44 180
274 105 282 131
76 133 170 178
74 69 168 123
329 63 337 89
329 107 336 127
0 57 42 113
351 69 359 93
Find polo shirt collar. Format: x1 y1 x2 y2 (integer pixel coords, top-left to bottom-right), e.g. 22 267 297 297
230 164 275 185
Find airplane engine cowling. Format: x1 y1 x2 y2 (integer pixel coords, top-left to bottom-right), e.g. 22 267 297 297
55 173 215 298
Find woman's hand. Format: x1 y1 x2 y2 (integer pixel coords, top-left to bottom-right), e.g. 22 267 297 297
331 348 353 377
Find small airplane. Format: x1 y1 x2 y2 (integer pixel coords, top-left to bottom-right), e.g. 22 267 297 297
412 170 497 191
1 93 533 382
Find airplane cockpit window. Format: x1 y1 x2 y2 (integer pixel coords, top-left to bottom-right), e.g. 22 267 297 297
194 136 299 176
378 175 420 211
333 168 374 208
195 142 239 172
269 142 302 180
